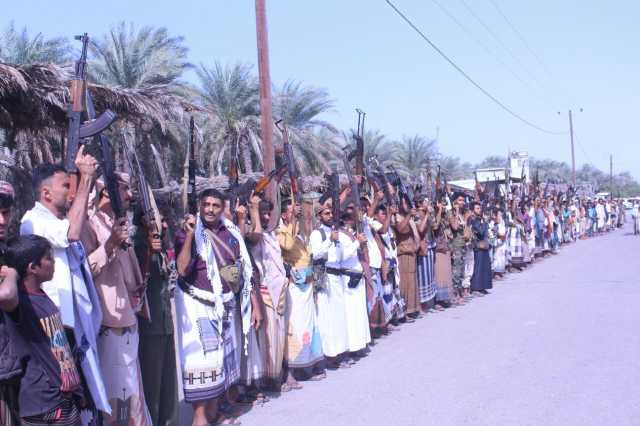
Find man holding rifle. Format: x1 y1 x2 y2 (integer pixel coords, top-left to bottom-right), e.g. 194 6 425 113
20 147 110 420
82 173 151 424
277 199 325 381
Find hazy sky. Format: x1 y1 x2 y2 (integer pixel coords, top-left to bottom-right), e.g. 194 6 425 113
7 0 639 177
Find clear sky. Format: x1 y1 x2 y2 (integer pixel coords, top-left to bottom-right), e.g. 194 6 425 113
6 0 640 178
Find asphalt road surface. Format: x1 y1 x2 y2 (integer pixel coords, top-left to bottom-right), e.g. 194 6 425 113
184 220 640 426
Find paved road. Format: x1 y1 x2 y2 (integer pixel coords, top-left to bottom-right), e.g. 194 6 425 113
182 221 640 425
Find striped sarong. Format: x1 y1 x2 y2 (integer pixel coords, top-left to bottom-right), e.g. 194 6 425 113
21 398 80 426
417 249 437 304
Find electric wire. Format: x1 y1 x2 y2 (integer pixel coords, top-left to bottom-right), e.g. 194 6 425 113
430 0 554 110
384 0 567 136
487 0 553 77
458 0 561 110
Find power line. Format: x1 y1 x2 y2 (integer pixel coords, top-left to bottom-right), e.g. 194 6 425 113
384 0 566 136
573 132 593 165
487 0 552 77
430 0 555 110
458 0 556 107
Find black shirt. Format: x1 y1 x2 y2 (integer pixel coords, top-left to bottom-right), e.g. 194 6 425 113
4 290 82 417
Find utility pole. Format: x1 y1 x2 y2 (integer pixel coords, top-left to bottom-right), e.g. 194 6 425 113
610 154 613 200
255 0 275 201
568 109 576 187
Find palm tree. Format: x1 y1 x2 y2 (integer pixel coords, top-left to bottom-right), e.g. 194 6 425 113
196 62 261 176
0 22 71 65
273 80 339 174
392 134 438 178
0 23 70 171
88 22 190 89
88 21 192 177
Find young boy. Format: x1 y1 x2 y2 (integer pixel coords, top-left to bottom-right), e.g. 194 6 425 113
0 235 84 425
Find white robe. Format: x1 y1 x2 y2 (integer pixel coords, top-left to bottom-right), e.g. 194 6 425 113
340 230 371 353
310 224 349 358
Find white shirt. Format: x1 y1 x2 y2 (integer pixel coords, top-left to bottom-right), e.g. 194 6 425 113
310 224 342 269
20 202 75 327
338 229 362 272
364 215 383 269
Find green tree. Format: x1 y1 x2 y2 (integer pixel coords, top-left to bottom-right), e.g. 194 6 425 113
88 22 192 179
392 135 438 178
196 62 260 175
0 22 71 65
273 80 340 174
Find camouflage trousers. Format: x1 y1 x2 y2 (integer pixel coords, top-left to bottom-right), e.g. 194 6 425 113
451 246 466 293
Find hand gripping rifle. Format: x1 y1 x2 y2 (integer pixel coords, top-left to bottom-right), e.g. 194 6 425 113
66 33 117 197
369 156 394 206
389 165 415 208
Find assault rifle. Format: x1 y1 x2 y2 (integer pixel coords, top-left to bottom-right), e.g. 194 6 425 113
66 33 117 195
352 109 366 178
187 117 197 215
369 156 394 206
388 165 415 208
123 131 161 242
328 172 341 233
228 167 287 214
227 127 243 212
275 120 302 205
86 90 127 247
342 147 365 236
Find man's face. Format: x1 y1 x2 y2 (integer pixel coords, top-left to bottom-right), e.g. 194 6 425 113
199 196 224 226
375 209 387 223
473 204 482 216
0 206 12 240
281 204 294 224
319 209 333 226
33 248 55 282
119 182 133 211
44 172 71 213
101 181 134 212
455 196 465 209
260 209 271 228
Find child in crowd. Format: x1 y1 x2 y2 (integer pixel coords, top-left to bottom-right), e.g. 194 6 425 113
0 235 84 425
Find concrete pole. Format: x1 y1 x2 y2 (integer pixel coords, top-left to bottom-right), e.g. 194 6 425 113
569 109 576 187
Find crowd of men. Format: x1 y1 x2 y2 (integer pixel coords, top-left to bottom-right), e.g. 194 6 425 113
0 147 625 426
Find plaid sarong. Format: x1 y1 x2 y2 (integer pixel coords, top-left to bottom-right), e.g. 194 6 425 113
417 248 437 304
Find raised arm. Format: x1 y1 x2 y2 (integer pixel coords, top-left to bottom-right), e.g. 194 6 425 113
67 146 98 241
0 266 19 312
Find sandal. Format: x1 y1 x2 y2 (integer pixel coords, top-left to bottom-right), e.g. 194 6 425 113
310 372 327 381
280 383 292 393
287 381 303 390
214 414 241 425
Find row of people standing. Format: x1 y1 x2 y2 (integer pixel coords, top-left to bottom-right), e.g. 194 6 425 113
0 154 618 426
